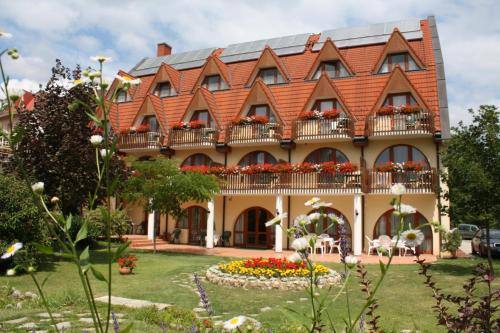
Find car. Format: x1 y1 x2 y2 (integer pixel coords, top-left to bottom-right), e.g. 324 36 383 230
458 224 480 240
471 228 500 257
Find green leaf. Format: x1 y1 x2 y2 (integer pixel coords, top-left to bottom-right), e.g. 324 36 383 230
118 323 133 333
113 241 131 261
379 260 386 274
80 246 90 269
41 275 50 288
65 214 72 231
86 111 102 125
34 243 54 255
90 266 107 283
75 220 88 244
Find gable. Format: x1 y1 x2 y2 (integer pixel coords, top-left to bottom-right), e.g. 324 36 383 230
245 46 289 86
130 95 168 132
192 55 231 91
148 63 180 96
179 88 221 128
235 78 282 123
306 38 355 79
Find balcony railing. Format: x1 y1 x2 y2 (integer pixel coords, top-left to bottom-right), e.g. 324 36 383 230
168 128 219 148
226 123 282 145
366 111 434 136
365 169 437 193
292 117 354 141
219 171 362 195
116 131 164 151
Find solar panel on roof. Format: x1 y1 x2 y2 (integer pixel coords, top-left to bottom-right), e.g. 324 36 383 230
313 18 422 51
219 33 311 63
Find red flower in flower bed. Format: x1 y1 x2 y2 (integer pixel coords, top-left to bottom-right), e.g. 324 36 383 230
136 124 150 133
243 257 306 270
117 255 138 271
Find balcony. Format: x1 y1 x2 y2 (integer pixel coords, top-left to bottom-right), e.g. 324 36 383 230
365 169 437 193
219 172 362 195
168 128 219 149
366 111 434 137
226 123 282 145
116 131 164 151
292 117 354 141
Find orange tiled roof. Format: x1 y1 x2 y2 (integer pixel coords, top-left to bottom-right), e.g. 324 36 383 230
110 18 442 139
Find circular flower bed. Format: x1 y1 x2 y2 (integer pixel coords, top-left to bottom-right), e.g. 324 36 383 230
206 258 341 290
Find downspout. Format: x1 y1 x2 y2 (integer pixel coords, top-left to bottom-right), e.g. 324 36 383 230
435 141 443 253
222 150 228 234
287 145 292 249
361 145 365 251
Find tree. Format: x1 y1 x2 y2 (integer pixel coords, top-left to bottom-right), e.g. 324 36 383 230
122 157 219 252
441 105 499 269
11 60 127 214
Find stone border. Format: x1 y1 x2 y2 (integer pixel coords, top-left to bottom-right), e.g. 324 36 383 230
206 265 342 290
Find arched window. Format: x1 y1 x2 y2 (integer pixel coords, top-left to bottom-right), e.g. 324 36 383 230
238 151 277 166
374 210 433 254
234 207 274 248
176 206 207 244
181 154 214 167
304 148 349 164
306 208 352 246
374 145 429 168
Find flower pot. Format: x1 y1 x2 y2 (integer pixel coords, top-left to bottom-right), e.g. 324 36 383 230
119 267 132 275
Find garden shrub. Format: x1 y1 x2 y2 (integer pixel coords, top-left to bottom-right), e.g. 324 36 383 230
442 228 462 256
0 174 49 272
83 206 132 240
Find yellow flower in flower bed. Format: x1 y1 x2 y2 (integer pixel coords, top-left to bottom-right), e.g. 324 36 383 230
218 258 329 278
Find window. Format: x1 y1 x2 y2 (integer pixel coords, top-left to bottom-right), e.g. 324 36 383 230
202 75 227 91
116 89 127 103
190 110 213 128
238 151 277 166
383 93 417 107
306 207 351 242
379 53 419 73
313 61 349 79
181 153 214 167
247 104 276 123
258 67 285 85
312 99 343 112
154 82 172 98
304 148 348 164
141 115 158 132
375 145 429 168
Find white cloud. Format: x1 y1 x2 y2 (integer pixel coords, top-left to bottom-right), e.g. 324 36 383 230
0 0 498 126
0 78 41 99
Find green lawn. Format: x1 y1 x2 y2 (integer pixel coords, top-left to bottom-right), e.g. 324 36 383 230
1 247 499 332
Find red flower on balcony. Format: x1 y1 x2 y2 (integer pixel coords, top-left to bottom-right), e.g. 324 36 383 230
298 110 321 120
322 108 340 119
120 128 131 135
136 124 150 133
377 105 395 115
234 115 270 125
92 127 104 135
338 161 357 173
400 105 423 114
188 120 207 129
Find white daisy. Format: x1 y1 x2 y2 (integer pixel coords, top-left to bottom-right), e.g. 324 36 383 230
293 214 310 226
312 201 332 209
6 269 16 276
287 252 302 264
391 183 406 195
291 237 309 252
50 197 60 204
115 74 141 85
223 315 246 330
31 182 44 195
265 212 287 227
90 55 112 63
90 135 103 146
307 212 322 222
1 242 23 259
401 229 425 247
344 255 358 269
394 203 417 215
304 197 321 206
0 30 12 38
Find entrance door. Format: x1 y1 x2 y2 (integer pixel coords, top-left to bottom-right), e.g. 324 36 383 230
234 207 273 248
183 206 207 244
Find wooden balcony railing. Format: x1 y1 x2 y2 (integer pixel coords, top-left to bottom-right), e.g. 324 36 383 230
365 169 437 193
226 123 282 144
366 111 434 136
292 117 354 141
116 131 164 150
168 128 219 147
219 171 362 194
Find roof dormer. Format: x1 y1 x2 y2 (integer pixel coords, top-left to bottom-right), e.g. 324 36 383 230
180 88 221 129
307 38 355 80
373 28 425 74
235 78 282 123
107 70 139 102
192 55 230 92
245 46 289 86
130 94 168 133
149 63 180 97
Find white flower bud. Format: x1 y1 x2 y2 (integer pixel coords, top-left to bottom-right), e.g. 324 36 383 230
291 237 309 252
31 182 44 195
90 135 103 146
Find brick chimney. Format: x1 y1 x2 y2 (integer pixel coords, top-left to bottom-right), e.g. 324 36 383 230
157 43 172 57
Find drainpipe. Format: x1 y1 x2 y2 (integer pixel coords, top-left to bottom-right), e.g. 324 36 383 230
222 150 227 235
361 145 365 251
287 144 292 250
435 140 443 253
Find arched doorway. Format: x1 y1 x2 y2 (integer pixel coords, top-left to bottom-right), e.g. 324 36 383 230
238 151 277 166
373 210 433 254
181 153 214 167
177 206 208 244
304 147 349 164
234 207 274 248
374 144 429 168
306 208 352 248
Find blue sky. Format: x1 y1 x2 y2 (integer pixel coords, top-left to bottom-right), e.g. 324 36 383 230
1 0 499 126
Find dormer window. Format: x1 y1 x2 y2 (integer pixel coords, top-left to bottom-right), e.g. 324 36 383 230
379 53 419 73
116 89 127 103
313 61 349 80
190 110 213 128
258 68 285 85
202 75 227 91
154 82 172 98
312 99 343 112
384 93 417 106
248 104 276 123
141 115 158 132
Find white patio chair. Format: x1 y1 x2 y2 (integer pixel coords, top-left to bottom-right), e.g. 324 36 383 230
377 235 393 256
328 238 342 256
365 236 379 255
392 236 416 256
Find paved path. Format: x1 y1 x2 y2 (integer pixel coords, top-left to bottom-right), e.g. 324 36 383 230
94 296 171 310
125 235 436 264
